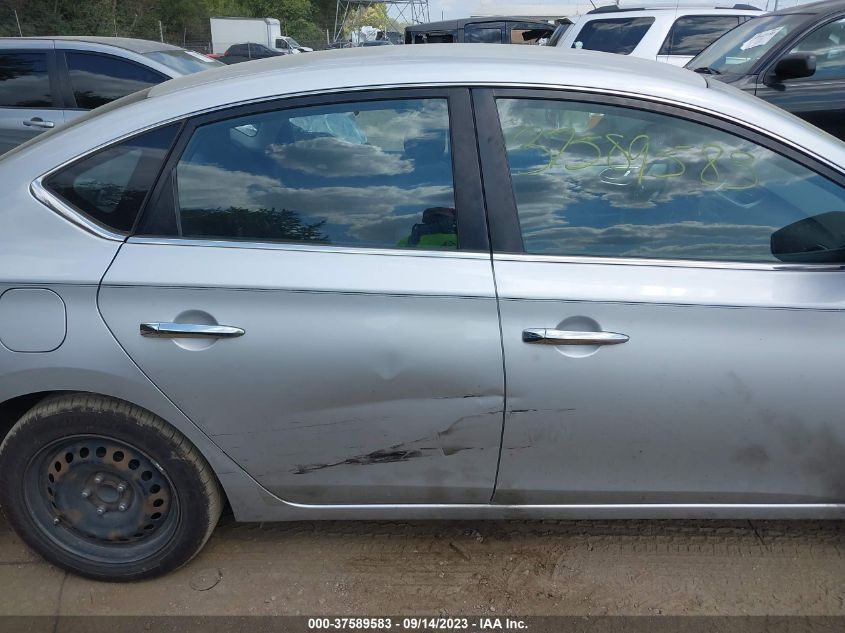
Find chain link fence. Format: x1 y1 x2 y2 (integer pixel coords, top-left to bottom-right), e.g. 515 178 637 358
1 7 332 52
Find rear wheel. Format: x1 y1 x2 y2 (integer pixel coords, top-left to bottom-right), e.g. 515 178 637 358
0 394 222 581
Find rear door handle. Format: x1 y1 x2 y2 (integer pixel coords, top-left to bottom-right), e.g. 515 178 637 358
22 117 55 129
140 322 245 339
523 328 629 346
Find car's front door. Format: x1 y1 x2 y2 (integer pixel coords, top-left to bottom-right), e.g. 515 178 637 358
756 16 845 141
99 89 505 505
0 46 64 153
476 89 845 505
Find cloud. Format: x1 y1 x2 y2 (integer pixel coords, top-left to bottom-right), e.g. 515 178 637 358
266 138 414 178
176 162 454 246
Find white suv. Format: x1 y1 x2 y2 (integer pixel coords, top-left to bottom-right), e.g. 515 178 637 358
556 5 762 66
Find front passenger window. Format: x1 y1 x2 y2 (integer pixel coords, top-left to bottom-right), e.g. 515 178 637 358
166 99 458 250
496 98 845 263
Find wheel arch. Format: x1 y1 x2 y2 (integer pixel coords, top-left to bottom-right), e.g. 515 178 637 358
0 391 65 449
0 387 294 522
0 390 228 510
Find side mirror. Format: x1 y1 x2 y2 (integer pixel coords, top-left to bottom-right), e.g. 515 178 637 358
771 211 845 263
770 53 816 82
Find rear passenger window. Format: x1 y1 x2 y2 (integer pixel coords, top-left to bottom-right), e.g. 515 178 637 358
496 98 845 263
155 99 458 250
572 17 655 55
44 124 178 232
659 16 741 57
66 52 166 109
0 52 53 108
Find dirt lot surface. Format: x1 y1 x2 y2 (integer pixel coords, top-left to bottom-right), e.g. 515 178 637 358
1 515 844 617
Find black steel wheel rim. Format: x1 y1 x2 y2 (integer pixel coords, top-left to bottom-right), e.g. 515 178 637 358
23 434 181 565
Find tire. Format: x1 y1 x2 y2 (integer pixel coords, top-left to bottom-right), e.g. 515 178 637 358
0 393 223 581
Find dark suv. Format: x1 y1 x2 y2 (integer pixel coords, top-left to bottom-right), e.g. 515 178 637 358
688 0 845 141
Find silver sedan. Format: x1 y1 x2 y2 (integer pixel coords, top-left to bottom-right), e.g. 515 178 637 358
1 44 844 581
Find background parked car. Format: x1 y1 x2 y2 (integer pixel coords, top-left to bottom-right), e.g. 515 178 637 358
219 42 285 64
0 37 222 153
405 17 555 45
688 0 845 141
556 5 761 65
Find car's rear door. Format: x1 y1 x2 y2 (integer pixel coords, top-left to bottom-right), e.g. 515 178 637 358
99 88 505 505
476 88 845 506
0 43 64 153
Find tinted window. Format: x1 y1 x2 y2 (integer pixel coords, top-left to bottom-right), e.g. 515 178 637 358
165 99 458 250
249 44 279 57
496 98 845 263
659 15 741 56
788 17 845 80
45 124 178 232
466 26 504 43
66 52 165 110
414 32 455 43
572 17 655 54
0 52 53 108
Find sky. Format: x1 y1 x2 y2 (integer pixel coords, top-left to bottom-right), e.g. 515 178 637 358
426 0 465 20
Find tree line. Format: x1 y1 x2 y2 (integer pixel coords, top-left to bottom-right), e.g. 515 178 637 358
0 0 392 50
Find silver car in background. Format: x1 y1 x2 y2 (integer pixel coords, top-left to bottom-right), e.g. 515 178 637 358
1 45 844 581
0 37 222 153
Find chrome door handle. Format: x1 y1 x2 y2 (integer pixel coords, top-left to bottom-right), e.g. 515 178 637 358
140 322 245 339
523 328 629 346
22 117 55 129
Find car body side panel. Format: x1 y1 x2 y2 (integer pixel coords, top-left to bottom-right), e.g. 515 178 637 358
99 242 505 505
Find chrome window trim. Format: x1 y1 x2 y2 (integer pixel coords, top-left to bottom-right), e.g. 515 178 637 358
127 236 489 260
493 252 845 272
30 177 126 242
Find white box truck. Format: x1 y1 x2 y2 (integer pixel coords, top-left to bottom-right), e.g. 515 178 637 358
210 17 313 55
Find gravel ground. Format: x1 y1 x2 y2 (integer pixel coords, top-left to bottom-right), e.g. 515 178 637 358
1 514 844 617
